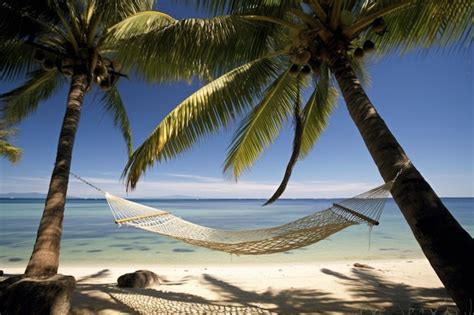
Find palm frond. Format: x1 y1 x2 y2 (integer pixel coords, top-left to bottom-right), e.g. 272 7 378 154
0 70 64 123
0 39 35 80
109 16 276 82
100 87 133 156
95 0 154 27
300 66 338 158
264 77 303 205
360 0 472 54
224 67 298 179
123 56 281 189
0 140 22 163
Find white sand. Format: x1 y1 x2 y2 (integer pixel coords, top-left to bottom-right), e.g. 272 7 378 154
1 259 457 314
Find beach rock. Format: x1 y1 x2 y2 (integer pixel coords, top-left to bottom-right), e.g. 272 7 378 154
0 270 3 276
0 274 76 315
117 270 160 288
353 263 374 269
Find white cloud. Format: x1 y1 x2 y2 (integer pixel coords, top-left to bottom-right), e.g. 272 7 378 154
1 174 378 199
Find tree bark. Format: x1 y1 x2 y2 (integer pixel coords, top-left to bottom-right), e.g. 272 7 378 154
25 73 90 278
329 51 473 314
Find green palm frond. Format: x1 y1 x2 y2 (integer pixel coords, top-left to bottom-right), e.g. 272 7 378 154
109 15 277 82
95 0 154 27
124 56 281 189
180 0 299 17
0 140 22 163
264 77 303 205
100 87 133 156
224 67 298 179
0 39 34 80
0 70 64 123
360 0 472 54
300 66 338 158
0 119 22 164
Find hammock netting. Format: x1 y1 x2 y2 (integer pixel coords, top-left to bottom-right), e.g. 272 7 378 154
104 180 393 255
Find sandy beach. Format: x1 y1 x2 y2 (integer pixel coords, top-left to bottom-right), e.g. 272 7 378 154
1 258 457 314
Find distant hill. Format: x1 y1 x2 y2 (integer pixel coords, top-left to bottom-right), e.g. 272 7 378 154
156 195 199 199
0 192 79 199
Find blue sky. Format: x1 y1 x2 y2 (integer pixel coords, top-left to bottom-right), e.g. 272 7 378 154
0 2 472 198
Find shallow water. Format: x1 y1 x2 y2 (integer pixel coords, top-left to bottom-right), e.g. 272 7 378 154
0 198 472 266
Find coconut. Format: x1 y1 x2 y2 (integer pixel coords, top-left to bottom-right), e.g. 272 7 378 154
42 59 55 71
354 47 364 59
372 18 386 35
33 50 45 63
292 50 311 65
289 64 300 76
99 77 112 91
340 10 353 27
62 66 73 77
301 65 312 76
111 60 122 72
94 63 107 76
363 40 375 53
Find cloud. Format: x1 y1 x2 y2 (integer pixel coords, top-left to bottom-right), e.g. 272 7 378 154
1 174 378 199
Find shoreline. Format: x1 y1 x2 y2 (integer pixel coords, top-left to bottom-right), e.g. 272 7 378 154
1 258 457 314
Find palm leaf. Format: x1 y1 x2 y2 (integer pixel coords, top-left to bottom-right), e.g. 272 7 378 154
223 67 298 179
0 140 22 163
0 70 64 123
100 87 133 156
123 56 281 189
264 77 303 205
300 66 338 158
109 15 276 82
0 39 35 80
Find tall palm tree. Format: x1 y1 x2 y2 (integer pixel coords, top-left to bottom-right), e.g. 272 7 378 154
121 0 473 311
0 0 274 278
0 120 22 163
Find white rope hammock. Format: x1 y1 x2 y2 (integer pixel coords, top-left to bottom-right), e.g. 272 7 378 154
98 180 394 255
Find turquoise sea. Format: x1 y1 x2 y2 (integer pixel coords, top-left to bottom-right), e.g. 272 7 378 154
0 198 472 267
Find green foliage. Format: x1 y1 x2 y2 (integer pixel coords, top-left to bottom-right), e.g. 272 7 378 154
0 120 22 164
123 57 281 188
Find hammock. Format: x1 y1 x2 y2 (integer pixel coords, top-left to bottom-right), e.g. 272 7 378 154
97 179 394 255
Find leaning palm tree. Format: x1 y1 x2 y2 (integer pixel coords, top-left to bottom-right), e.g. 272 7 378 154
122 0 473 311
0 120 22 163
0 0 274 278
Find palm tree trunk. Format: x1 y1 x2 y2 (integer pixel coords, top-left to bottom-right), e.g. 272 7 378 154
25 73 90 278
328 51 473 313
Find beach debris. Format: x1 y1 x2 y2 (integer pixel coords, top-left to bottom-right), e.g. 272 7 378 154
353 263 374 269
0 274 76 315
117 270 160 288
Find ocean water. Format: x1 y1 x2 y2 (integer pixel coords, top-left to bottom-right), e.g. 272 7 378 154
0 198 472 267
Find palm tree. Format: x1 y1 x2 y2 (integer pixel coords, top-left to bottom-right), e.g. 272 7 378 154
0 0 178 278
0 0 274 278
121 0 473 311
0 120 22 163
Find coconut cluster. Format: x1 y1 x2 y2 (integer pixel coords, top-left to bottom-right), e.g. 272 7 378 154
33 49 120 91
353 18 387 59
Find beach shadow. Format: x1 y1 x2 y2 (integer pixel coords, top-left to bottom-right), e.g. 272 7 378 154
201 273 353 313
77 269 111 283
320 268 355 281
72 283 269 314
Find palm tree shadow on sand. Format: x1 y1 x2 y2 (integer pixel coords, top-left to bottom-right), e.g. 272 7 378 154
68 267 457 314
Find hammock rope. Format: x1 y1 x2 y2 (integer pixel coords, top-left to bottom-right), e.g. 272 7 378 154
68 170 396 255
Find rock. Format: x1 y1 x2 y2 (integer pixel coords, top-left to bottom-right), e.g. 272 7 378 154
353 263 374 269
117 270 160 288
0 270 3 276
0 274 76 315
